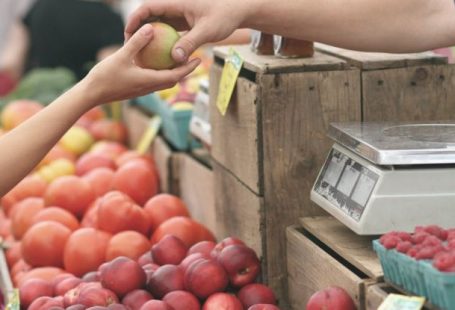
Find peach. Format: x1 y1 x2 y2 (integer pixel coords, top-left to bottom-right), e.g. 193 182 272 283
139 300 174 310
248 305 281 310
147 264 184 298
89 119 128 144
122 289 154 310
135 22 180 70
218 245 261 288
306 287 356 310
100 256 147 298
188 241 216 257
202 293 243 310
19 278 54 309
28 296 64 310
151 235 188 265
55 277 83 296
163 290 200 310
184 259 228 299
1 99 42 130
238 284 277 308
138 252 154 266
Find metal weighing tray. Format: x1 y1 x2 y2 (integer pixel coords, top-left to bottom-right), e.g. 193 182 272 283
328 122 455 165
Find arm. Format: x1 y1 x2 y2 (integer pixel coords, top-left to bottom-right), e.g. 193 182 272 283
0 24 200 196
0 21 29 80
125 0 455 63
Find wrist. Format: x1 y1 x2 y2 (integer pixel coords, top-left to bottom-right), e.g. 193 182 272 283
238 0 265 29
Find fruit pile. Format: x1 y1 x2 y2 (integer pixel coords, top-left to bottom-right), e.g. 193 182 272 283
0 100 280 309
379 225 455 271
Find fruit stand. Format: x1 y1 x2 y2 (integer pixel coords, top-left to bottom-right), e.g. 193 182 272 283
1 18 455 310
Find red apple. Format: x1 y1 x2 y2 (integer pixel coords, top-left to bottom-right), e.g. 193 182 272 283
188 241 216 257
122 289 154 310
306 287 356 310
151 235 188 265
238 284 277 308
64 282 102 307
217 245 260 287
143 263 160 281
82 271 100 282
248 305 280 310
184 259 228 299
107 304 129 310
211 237 245 258
147 264 184 298
100 256 147 298
139 300 174 310
66 305 87 310
162 290 200 310
202 293 243 310
19 278 54 309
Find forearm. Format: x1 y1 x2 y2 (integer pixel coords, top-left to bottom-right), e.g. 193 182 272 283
0 81 93 196
245 0 455 52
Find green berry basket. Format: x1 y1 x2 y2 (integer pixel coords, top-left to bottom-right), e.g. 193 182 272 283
419 260 455 310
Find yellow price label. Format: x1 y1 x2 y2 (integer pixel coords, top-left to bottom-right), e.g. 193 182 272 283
136 116 162 154
379 294 425 310
6 289 19 310
216 48 244 116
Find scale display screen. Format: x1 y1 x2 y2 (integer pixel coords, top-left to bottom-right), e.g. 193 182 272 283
313 148 379 221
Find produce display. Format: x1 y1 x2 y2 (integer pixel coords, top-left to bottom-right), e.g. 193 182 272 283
305 287 356 310
374 225 455 309
0 99 280 309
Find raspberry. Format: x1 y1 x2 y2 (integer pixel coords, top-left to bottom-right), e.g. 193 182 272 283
422 235 443 247
407 247 419 258
415 246 439 260
381 235 401 249
433 252 455 272
423 225 447 240
412 232 431 244
447 229 455 241
397 232 412 242
396 241 413 253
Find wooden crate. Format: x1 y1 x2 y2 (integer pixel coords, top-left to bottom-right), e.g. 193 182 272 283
122 103 177 193
210 45 362 302
316 44 455 121
286 216 383 310
173 153 218 239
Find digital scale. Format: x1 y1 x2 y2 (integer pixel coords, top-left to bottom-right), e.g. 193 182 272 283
311 122 455 235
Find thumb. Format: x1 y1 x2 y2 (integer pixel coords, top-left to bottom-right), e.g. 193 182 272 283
172 22 210 63
121 24 154 58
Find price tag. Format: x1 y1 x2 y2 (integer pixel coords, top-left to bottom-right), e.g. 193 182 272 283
110 101 123 121
6 289 19 310
378 294 425 310
216 48 244 116
136 116 162 154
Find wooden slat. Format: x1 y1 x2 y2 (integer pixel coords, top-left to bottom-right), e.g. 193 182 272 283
365 283 390 310
316 43 447 70
362 65 455 121
287 226 364 310
212 160 263 259
151 136 173 193
301 216 383 279
210 64 262 194
175 154 218 239
260 68 361 300
213 45 349 74
122 103 151 149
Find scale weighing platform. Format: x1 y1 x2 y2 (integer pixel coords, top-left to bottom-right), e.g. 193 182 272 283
311 122 455 235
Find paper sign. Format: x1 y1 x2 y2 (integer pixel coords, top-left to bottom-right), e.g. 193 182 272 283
216 48 244 116
6 289 19 310
378 294 425 310
136 115 162 154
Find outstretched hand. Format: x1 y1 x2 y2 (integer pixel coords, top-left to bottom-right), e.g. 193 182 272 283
82 23 201 107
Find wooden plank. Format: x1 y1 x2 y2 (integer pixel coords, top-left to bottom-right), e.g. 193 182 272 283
213 45 349 74
175 154 218 239
260 68 361 300
122 103 151 149
362 65 455 121
365 283 390 310
151 136 173 193
212 160 263 260
286 226 364 310
300 216 383 280
316 43 447 70
210 64 262 194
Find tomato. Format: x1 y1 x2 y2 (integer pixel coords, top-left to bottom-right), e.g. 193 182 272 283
38 145 77 168
112 160 159 206
89 141 128 160
1 175 47 216
63 228 111 277
75 153 116 176
143 194 190 233
81 201 99 228
5 241 22 269
32 207 80 231
106 230 151 261
115 151 156 169
11 197 45 240
44 175 95 218
21 221 72 267
150 217 216 247
17 267 66 288
82 167 115 197
97 191 149 235
89 119 128 144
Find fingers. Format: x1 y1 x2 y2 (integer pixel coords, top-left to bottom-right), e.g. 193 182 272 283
121 24 154 58
139 58 202 87
172 22 211 63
